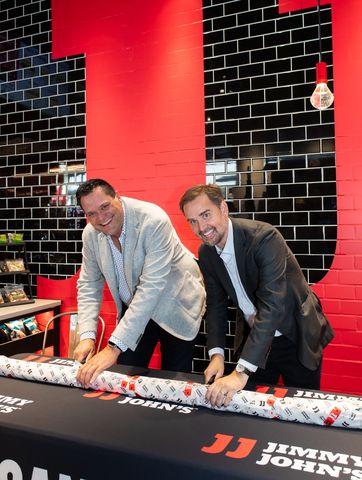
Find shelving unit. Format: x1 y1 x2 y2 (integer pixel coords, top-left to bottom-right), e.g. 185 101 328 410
0 298 62 356
0 241 34 307
0 240 62 356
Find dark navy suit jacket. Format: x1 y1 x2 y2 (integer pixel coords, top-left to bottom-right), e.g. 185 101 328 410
198 218 334 370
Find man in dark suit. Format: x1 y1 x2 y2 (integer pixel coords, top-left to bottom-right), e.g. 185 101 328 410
180 184 334 408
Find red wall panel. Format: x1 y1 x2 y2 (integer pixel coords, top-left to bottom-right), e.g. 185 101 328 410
51 0 205 242
40 0 205 358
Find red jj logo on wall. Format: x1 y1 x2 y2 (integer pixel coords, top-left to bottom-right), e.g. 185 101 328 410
201 436 362 479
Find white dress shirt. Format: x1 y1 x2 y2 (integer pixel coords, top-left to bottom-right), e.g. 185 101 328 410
80 200 129 352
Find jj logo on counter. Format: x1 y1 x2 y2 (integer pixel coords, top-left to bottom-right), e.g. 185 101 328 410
201 435 362 479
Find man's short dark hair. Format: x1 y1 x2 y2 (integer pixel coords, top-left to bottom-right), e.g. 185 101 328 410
76 178 116 206
179 184 224 214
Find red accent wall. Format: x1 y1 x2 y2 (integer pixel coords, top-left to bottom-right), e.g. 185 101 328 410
39 0 205 360
280 0 362 394
51 0 205 250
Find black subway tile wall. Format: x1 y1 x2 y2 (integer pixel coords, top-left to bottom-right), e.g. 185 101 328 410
1 0 336 373
200 0 336 373
0 0 86 296
204 0 336 285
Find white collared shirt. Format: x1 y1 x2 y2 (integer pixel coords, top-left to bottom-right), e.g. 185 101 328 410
215 219 257 327
80 199 129 352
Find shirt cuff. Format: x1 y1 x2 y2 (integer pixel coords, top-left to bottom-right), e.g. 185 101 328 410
80 331 96 342
109 335 128 353
237 358 258 373
208 347 224 359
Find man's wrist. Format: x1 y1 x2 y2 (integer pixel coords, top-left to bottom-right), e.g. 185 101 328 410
208 347 224 359
108 335 128 352
235 363 252 377
80 331 96 343
108 340 121 352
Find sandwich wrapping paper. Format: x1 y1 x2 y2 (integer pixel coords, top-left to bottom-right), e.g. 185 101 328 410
0 355 361 429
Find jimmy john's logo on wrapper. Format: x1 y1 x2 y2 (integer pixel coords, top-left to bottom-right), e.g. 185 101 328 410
1 356 362 429
0 357 78 387
0 394 33 414
50 359 77 366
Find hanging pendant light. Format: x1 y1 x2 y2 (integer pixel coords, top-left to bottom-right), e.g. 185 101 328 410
310 61 334 110
310 0 334 110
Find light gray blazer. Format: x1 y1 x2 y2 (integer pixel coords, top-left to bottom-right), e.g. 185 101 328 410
77 197 206 350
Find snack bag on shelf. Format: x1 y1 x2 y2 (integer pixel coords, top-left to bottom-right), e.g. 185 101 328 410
5 259 25 272
0 324 11 343
0 261 9 273
4 319 27 340
4 284 28 303
7 233 23 243
23 316 41 335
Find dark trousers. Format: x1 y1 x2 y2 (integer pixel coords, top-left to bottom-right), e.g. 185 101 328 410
249 335 323 390
117 319 196 373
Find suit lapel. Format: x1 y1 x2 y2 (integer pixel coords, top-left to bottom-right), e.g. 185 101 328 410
209 244 239 307
122 198 139 296
231 218 249 294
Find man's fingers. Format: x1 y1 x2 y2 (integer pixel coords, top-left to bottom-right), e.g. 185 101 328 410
205 382 217 402
207 374 216 385
76 365 87 387
223 391 234 408
206 378 237 408
89 365 104 385
207 385 223 407
86 350 94 363
213 388 235 408
204 367 216 384
77 363 96 388
83 364 100 388
216 389 227 408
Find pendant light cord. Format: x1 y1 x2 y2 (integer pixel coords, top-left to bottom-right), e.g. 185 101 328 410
318 0 322 63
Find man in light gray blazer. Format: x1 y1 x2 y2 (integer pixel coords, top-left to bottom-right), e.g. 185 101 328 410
74 179 205 388
180 184 334 408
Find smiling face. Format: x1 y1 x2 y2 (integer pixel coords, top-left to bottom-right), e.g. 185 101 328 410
183 194 229 249
80 186 124 238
